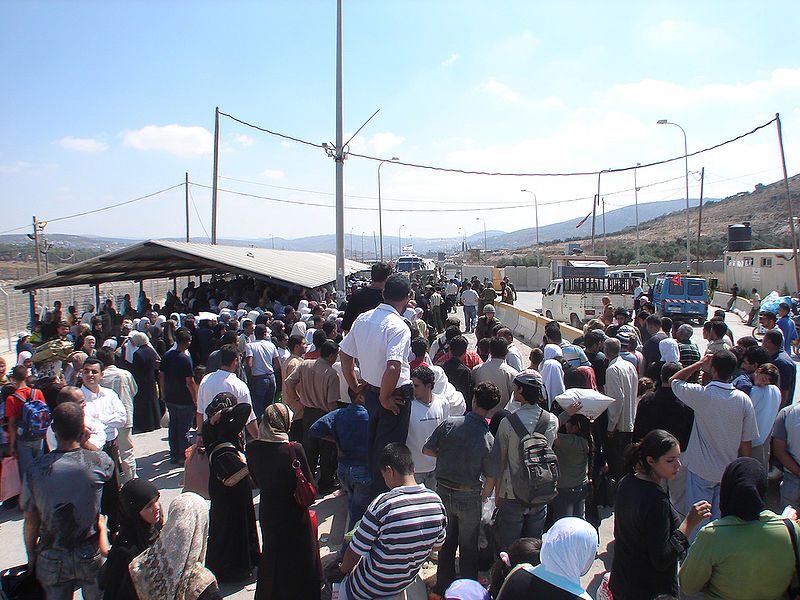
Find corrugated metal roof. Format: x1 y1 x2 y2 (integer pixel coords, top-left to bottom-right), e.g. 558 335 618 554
567 260 609 268
15 240 369 291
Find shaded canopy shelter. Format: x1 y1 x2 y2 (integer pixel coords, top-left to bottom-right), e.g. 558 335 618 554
15 239 369 292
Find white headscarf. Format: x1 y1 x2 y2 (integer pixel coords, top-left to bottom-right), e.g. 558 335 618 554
543 344 563 360
290 321 307 338
16 350 32 367
528 517 598 598
431 365 466 415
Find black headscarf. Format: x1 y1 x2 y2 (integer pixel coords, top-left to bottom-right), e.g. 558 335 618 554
720 457 767 521
117 478 161 549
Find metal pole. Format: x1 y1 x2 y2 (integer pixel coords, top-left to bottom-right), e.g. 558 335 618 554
185 171 190 242
776 113 800 293
334 0 346 292
634 163 640 264
681 125 690 273
0 288 11 351
377 161 385 261
591 172 601 254
211 107 220 244
602 197 607 257
534 194 539 266
373 232 378 261
361 233 364 263
32 216 41 276
695 167 705 275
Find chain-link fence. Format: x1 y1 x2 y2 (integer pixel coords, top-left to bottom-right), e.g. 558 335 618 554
0 277 192 352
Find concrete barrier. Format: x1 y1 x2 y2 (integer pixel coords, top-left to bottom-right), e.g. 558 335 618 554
713 292 752 323
496 302 583 346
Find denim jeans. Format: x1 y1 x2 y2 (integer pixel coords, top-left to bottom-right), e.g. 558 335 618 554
463 305 477 332
16 437 44 481
686 469 721 540
414 471 437 491
495 499 547 551
338 463 372 530
364 387 411 498
250 374 276 423
549 484 587 521
435 486 482 594
303 406 338 487
36 544 103 600
781 470 800 510
166 403 195 461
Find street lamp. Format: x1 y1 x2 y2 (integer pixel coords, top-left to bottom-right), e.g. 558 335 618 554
657 119 691 272
475 217 487 252
377 157 399 262
349 227 354 259
633 163 641 264
520 189 540 266
457 227 465 253
361 231 365 263
399 224 406 257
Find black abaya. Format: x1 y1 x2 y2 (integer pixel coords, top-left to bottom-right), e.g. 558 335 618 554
131 345 161 432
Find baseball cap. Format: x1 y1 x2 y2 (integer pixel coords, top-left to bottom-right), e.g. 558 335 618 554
514 370 543 390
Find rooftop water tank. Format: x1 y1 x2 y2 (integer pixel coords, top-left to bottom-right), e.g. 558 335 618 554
727 222 752 252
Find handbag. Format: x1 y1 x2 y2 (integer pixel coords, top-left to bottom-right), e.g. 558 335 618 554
288 442 316 508
0 457 21 502
208 442 249 487
784 519 800 600
0 564 44 600
182 443 210 499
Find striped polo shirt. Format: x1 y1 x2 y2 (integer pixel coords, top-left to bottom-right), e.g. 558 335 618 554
345 483 447 600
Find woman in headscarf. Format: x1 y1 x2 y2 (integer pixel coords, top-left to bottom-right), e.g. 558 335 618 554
289 320 307 340
245 403 321 600
496 517 598 599
610 429 711 599
101 479 163 600
120 492 221 600
540 344 565 409
130 330 161 433
16 350 32 368
203 392 260 583
679 457 800 599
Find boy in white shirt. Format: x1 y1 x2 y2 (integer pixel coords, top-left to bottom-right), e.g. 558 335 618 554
749 363 782 472
406 365 450 490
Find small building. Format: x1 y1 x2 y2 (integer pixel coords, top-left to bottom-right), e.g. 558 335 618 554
724 248 797 295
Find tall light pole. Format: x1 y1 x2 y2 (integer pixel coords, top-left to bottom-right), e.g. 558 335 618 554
657 119 691 272
334 0 346 292
521 189 540 266
633 163 641 264
475 217 487 252
349 227 354 259
361 231 365 263
399 224 406 256
377 157 399 262
457 227 464 254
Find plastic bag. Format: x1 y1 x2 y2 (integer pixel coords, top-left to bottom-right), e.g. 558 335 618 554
481 495 496 525
0 457 21 502
596 572 614 600
182 444 209 499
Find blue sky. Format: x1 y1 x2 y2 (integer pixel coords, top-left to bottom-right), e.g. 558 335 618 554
2 1 799 247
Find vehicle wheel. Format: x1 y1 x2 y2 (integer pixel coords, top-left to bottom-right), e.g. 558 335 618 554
545 310 553 320
570 313 582 329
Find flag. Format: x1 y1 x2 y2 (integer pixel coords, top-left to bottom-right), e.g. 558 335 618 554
670 273 682 286
576 212 591 228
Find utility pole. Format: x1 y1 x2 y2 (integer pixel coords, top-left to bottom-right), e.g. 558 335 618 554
695 167 705 275
32 216 41 276
591 171 602 254
602 197 607 258
334 0 346 292
776 112 800 293
634 163 641 264
211 107 220 244
185 172 190 242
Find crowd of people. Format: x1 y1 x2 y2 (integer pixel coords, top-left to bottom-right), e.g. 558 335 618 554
2 262 799 600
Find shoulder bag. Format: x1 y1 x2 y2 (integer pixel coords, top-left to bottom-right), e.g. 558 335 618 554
289 442 316 508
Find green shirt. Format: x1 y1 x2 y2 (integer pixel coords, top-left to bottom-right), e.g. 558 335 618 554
679 510 799 599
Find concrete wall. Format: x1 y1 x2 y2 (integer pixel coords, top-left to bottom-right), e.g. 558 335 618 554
503 266 550 292
495 301 583 347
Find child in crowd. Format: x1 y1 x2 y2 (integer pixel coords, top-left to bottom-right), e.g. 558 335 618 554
488 538 542 599
750 363 782 473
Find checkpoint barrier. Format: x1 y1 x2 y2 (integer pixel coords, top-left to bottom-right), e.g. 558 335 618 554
495 302 583 347
712 292 752 323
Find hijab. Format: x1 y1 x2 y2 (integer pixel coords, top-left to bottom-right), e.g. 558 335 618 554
543 344 563 360
720 457 767 521
118 478 161 550
257 403 293 443
129 492 216 600
443 579 490 599
528 517 597 598
204 391 237 419
290 321 307 338
16 350 32 367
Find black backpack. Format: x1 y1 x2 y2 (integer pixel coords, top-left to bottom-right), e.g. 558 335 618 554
507 409 559 505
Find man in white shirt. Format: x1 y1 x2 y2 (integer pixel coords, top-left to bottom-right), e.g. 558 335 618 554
245 324 280 422
460 282 480 333
603 337 639 482
97 347 138 483
340 274 414 498
472 337 519 414
670 351 758 522
406 365 450 489
445 280 459 313
196 344 259 440
497 328 524 372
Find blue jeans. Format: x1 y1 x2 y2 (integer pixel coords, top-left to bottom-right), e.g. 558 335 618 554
495 499 547 551
251 374 276 423
550 484 587 521
463 305 477 332
36 544 103 600
338 463 372 530
166 403 195 461
686 469 721 540
435 486 482 593
16 437 44 481
364 387 411 498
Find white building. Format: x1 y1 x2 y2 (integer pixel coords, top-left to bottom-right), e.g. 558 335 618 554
724 248 797 295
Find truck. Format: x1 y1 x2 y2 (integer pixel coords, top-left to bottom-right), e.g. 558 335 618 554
651 274 709 324
542 277 635 328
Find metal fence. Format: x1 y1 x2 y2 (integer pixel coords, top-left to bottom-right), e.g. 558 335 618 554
0 277 192 352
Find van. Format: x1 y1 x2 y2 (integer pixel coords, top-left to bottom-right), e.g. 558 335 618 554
652 275 709 324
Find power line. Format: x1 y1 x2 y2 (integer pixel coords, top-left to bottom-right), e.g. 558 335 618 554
218 110 324 149
188 186 211 240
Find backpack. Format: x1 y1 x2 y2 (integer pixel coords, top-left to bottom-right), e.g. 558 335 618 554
17 391 51 440
507 409 559 505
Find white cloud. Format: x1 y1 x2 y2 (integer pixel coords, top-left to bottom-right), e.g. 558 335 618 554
479 77 524 103
54 136 108 153
368 132 405 153
0 160 31 173
122 124 213 156
260 169 284 180
645 19 727 50
233 134 255 147
441 53 459 67
281 141 293 148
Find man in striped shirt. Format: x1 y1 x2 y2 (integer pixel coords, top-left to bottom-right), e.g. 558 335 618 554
340 443 447 600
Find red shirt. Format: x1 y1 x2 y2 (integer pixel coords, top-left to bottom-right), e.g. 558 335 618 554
304 350 320 360
5 386 45 421
435 351 483 369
